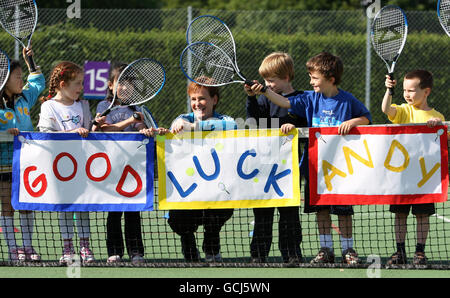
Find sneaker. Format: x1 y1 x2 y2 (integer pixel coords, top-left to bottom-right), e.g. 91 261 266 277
9 248 20 262
59 247 76 265
310 247 335 264
250 256 266 263
342 248 361 264
107 255 122 263
386 251 407 266
413 252 427 265
130 254 145 264
205 253 222 263
285 256 303 265
18 247 41 262
80 246 95 264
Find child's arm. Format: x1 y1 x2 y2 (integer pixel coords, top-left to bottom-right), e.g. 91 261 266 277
338 116 370 135
381 75 397 119
250 82 291 109
97 113 144 132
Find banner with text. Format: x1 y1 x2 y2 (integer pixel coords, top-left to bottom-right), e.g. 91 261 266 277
308 125 448 205
12 132 154 211
156 129 300 210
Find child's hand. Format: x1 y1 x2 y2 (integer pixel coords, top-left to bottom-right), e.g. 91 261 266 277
93 113 107 126
244 81 257 96
139 127 156 137
6 128 19 136
75 127 89 138
156 127 169 135
385 75 396 89
338 120 356 135
171 118 193 134
281 123 295 134
426 118 442 128
248 82 266 95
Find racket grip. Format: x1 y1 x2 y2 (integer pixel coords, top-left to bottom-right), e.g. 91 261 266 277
245 80 267 93
26 55 37 73
388 73 395 96
133 112 141 120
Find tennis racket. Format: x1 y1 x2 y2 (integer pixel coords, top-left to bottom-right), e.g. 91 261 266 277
0 49 10 90
187 15 236 66
371 5 408 96
438 0 450 36
0 0 38 72
92 58 165 127
180 41 265 91
185 15 264 91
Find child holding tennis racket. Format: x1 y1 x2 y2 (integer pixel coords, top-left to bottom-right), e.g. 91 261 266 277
93 62 162 264
164 77 235 262
37 61 95 264
249 52 372 265
382 69 445 266
0 47 44 262
244 52 306 265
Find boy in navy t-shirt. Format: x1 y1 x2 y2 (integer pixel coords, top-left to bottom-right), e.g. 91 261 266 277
249 52 371 264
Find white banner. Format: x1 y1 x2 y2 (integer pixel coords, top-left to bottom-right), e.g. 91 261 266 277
12 132 154 211
157 129 300 209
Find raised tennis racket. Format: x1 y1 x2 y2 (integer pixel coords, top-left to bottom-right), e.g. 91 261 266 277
438 0 450 36
0 0 38 72
187 15 236 66
0 49 10 90
92 58 165 127
371 5 408 96
185 15 264 91
180 41 265 91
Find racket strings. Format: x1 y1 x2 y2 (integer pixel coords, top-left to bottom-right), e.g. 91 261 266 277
0 0 36 39
0 53 9 85
372 9 406 62
189 16 236 63
181 42 236 86
116 60 165 106
439 0 450 33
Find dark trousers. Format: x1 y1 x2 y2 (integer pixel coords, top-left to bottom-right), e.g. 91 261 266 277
168 209 234 260
250 206 302 262
106 211 144 258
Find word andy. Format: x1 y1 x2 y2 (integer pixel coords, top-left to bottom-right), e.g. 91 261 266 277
322 138 440 191
309 125 447 206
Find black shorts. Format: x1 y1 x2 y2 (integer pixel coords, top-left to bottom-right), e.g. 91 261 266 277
0 172 12 182
302 176 354 216
389 203 435 215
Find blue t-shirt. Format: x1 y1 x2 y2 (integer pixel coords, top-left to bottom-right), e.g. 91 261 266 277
288 89 372 175
171 111 237 131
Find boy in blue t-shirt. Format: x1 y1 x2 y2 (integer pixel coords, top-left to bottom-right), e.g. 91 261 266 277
249 52 372 264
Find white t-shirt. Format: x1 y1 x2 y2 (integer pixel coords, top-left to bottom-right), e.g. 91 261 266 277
38 99 84 132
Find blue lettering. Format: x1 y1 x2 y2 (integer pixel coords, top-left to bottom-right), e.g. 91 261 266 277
167 171 197 198
193 148 220 181
264 164 291 197
237 149 259 180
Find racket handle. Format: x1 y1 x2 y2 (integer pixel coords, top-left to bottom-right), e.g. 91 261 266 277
245 80 267 93
388 73 395 96
26 55 36 73
91 108 111 127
